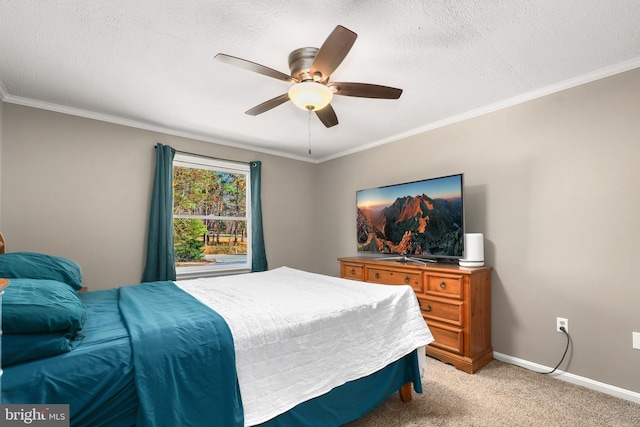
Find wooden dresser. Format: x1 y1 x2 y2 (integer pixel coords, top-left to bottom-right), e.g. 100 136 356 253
339 257 493 373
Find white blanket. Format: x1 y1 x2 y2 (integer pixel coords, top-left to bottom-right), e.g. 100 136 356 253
176 266 434 426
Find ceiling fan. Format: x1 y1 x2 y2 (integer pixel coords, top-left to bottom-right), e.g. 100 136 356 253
214 25 403 128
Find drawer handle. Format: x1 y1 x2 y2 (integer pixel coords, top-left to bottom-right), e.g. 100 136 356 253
417 298 432 312
404 276 410 284
350 268 355 275
375 272 380 279
440 280 447 289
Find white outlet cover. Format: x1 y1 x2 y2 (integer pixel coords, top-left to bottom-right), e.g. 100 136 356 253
633 332 640 350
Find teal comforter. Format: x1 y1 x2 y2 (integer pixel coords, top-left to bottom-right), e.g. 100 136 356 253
3 282 243 427
119 281 243 427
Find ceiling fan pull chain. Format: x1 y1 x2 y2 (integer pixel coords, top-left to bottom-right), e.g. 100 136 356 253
308 108 312 155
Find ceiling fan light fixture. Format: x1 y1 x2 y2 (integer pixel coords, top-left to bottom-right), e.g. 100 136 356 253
288 81 333 111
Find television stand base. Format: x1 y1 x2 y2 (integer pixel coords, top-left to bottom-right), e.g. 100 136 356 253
376 255 437 266
399 256 437 266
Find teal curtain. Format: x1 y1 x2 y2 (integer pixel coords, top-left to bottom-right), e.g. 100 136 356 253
142 143 176 282
250 161 268 272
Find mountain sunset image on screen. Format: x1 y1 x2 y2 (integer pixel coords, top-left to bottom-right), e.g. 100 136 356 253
356 174 464 259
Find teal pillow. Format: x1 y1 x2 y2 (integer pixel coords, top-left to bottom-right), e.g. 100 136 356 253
2 332 81 366
2 278 88 334
0 252 82 290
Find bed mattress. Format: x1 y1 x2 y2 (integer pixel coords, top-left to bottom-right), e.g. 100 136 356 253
176 266 434 426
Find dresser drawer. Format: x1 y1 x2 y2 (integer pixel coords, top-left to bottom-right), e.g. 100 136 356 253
427 322 464 355
417 296 463 326
367 268 422 293
342 264 364 280
425 273 463 299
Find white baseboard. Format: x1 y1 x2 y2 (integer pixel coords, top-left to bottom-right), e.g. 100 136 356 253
493 352 640 404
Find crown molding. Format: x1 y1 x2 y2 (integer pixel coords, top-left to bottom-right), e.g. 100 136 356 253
3 57 639 165
0 89 319 163
0 78 8 101
318 57 640 163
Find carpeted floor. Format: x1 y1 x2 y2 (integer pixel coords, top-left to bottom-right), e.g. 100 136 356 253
345 356 640 426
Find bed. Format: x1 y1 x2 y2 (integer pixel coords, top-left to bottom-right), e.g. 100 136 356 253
1 247 434 426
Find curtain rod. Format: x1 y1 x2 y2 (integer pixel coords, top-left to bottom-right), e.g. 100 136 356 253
155 145 253 166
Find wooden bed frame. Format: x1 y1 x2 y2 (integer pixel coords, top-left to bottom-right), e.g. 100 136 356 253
399 383 413 402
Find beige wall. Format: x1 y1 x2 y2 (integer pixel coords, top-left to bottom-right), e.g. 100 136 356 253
315 68 640 393
0 105 317 289
0 99 3 221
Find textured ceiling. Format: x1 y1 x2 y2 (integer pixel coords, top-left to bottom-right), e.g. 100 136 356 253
1 1 639 163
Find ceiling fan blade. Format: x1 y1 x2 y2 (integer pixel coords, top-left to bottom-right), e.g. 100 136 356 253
329 82 403 99
310 26 357 81
245 93 290 116
315 104 339 128
215 54 293 83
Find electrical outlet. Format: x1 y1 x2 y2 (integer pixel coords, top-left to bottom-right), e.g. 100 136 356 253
633 332 640 350
556 317 568 333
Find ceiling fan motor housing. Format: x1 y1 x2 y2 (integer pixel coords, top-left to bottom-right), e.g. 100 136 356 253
288 47 322 82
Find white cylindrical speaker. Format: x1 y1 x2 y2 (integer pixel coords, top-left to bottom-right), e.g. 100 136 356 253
459 233 484 267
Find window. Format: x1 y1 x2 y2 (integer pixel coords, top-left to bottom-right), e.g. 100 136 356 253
173 153 251 278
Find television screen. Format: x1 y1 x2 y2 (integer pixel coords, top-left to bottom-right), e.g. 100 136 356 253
356 173 464 260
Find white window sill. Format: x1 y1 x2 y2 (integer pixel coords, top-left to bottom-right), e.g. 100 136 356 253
176 266 251 281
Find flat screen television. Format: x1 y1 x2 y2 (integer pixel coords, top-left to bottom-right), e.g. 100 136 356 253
356 173 465 263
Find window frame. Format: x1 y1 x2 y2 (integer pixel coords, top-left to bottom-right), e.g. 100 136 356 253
173 153 252 279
